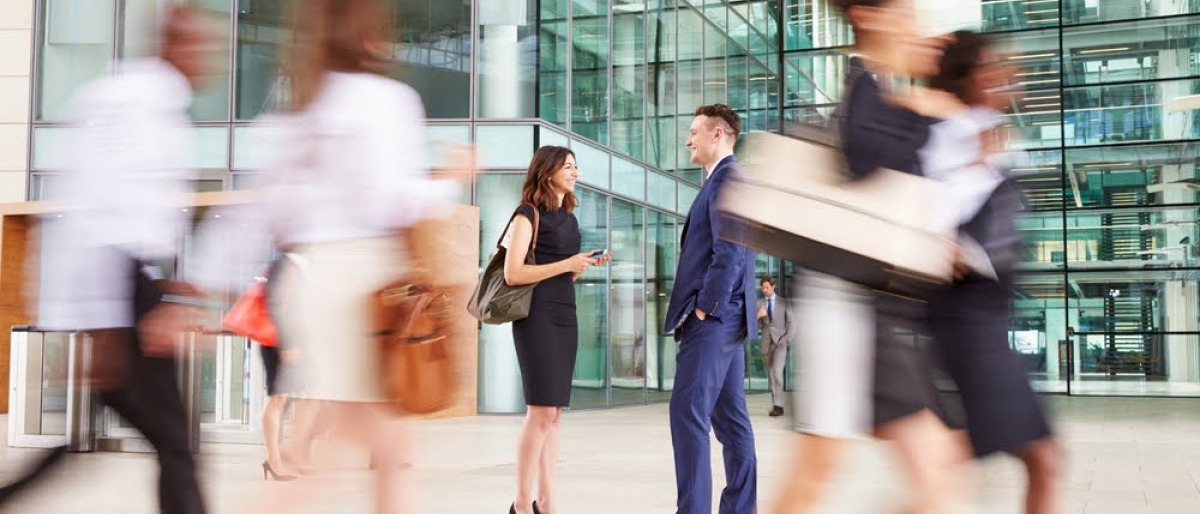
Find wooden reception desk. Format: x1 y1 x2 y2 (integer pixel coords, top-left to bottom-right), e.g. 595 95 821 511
0 193 480 418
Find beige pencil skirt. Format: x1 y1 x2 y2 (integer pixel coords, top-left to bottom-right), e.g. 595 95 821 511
280 236 407 403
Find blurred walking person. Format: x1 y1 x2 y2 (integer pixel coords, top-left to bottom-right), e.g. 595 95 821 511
921 30 1062 514
239 1 475 512
34 6 220 514
256 252 301 481
664 104 758 514
501 146 612 514
770 2 966 513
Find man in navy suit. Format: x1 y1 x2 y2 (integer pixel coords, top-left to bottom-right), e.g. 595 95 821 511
663 104 758 514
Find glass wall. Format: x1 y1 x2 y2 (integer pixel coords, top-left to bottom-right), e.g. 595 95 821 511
542 0 781 185
784 0 1200 397
27 0 782 415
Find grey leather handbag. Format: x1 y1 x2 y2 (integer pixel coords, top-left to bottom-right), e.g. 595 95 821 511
467 203 539 324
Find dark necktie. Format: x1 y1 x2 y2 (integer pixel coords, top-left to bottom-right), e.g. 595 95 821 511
767 297 774 322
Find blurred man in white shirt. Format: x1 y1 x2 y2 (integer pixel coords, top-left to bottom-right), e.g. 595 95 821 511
32 6 220 514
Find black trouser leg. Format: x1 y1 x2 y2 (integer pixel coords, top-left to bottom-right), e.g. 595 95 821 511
96 266 206 514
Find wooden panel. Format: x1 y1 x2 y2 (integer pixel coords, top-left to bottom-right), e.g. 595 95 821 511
414 205 480 419
0 214 34 413
0 200 482 418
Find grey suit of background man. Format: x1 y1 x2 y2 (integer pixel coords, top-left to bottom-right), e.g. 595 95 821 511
756 277 792 417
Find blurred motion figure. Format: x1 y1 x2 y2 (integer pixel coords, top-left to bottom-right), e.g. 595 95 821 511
921 30 1063 514
34 5 221 514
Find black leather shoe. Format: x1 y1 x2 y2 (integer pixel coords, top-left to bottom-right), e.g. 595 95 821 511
533 501 543 514
769 406 784 417
509 504 516 514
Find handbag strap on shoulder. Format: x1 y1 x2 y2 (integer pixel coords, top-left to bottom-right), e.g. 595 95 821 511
494 202 540 251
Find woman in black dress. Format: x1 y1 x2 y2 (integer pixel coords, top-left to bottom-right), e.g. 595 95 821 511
502 145 611 514
924 31 1061 514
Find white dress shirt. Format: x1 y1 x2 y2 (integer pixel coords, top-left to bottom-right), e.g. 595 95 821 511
919 107 1010 227
39 58 197 330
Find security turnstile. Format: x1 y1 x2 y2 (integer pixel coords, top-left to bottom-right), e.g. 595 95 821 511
8 327 265 453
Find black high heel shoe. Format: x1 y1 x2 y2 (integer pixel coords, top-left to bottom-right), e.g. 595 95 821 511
533 501 544 514
262 460 297 481
509 504 516 514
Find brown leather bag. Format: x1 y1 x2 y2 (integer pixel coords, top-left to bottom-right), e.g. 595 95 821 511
372 228 459 415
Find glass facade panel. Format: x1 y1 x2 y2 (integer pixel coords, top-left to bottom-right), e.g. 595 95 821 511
37 0 117 121
573 140 612 188
195 127 230 170
646 209 678 402
648 170 678 211
235 0 286 120
395 0 471 119
1061 17 1200 86
1012 273 1070 394
573 187 610 408
1063 0 1200 26
613 156 647 201
31 127 72 171
540 125 571 148
477 124 536 168
571 2 610 144
427 124 472 168
679 182 699 212
982 0 1060 32
610 199 647 406
475 174 529 413
232 124 274 170
540 20 570 126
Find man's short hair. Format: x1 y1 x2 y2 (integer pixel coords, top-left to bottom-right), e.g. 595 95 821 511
760 276 777 287
694 104 741 137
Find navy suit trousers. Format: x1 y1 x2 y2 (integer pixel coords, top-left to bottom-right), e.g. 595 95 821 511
670 312 757 514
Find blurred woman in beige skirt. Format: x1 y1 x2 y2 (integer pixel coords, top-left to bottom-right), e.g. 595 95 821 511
246 0 476 512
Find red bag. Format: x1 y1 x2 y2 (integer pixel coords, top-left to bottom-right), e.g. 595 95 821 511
223 278 278 347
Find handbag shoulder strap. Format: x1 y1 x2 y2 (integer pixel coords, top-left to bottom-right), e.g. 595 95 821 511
494 202 540 251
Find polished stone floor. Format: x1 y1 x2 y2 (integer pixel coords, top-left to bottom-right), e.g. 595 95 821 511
2 394 1199 513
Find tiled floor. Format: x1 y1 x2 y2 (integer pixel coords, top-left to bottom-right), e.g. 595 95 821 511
2 394 1199 513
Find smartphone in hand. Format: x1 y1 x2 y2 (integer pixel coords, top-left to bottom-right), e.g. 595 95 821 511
590 249 610 259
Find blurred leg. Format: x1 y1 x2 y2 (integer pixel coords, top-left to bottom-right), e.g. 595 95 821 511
1022 437 1063 514
875 409 966 514
284 399 322 473
262 394 291 474
768 434 845 514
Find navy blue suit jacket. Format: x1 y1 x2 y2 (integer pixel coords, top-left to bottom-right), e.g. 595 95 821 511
663 155 757 339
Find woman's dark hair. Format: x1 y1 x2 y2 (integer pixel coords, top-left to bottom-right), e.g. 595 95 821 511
522 146 579 213
929 30 991 104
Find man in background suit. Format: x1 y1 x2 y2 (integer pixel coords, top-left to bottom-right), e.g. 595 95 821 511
756 277 792 417
663 103 758 514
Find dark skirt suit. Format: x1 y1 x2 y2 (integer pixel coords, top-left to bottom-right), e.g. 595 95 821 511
929 180 1053 456
839 57 951 426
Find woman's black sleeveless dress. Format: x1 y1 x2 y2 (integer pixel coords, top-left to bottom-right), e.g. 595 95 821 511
512 204 582 407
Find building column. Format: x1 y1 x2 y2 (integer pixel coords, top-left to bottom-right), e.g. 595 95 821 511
478 0 528 118
0 0 34 203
